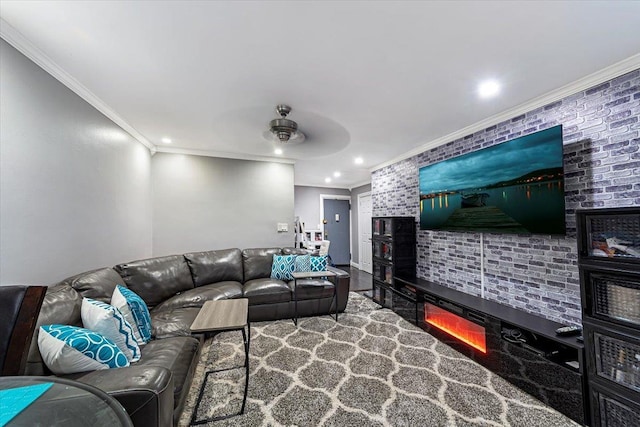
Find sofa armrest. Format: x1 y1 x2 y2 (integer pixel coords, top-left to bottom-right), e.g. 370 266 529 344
327 266 350 312
71 365 174 427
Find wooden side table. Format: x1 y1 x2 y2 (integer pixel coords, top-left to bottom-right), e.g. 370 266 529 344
189 298 249 424
291 271 338 326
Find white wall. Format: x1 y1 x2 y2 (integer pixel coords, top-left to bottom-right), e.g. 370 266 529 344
151 153 294 254
0 40 153 285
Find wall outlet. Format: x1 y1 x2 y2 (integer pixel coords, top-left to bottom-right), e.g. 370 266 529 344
277 223 288 232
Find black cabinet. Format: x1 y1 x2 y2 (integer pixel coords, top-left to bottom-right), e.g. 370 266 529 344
577 208 640 427
371 217 416 323
398 276 587 424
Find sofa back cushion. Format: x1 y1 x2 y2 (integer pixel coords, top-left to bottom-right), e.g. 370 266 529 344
114 255 194 308
242 248 282 282
60 267 126 303
26 284 82 375
282 247 309 255
184 248 243 286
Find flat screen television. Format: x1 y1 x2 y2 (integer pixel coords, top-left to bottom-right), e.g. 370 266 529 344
419 125 565 235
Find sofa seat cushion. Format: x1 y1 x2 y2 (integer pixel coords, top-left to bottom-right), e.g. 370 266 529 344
150 308 200 339
152 282 243 313
243 279 292 305
288 279 336 300
135 336 199 409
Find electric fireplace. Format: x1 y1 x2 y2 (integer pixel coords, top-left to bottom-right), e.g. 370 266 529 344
398 276 587 425
424 302 487 353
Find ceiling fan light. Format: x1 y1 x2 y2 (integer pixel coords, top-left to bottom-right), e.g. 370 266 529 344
268 106 299 144
275 131 291 142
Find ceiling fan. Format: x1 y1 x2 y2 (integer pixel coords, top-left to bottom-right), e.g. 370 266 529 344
267 104 305 144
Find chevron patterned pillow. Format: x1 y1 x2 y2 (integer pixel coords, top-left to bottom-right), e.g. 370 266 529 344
81 298 141 362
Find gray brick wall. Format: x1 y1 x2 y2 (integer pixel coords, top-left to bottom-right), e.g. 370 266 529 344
372 69 639 325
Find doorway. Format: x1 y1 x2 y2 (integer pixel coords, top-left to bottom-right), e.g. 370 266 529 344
358 192 372 273
321 196 351 265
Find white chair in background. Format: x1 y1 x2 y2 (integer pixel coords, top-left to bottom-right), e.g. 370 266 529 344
318 240 334 266
319 240 330 256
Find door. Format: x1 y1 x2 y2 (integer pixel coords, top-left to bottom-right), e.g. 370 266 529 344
358 193 373 273
323 199 350 265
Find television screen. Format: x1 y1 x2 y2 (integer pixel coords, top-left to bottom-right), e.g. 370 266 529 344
419 125 565 234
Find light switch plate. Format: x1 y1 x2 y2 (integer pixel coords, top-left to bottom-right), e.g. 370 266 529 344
277 223 288 232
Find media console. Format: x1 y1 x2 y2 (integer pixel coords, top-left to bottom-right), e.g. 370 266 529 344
384 276 589 425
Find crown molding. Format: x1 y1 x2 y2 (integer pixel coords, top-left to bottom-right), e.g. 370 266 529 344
372 53 640 172
0 19 155 152
154 145 296 164
294 182 352 190
349 180 372 191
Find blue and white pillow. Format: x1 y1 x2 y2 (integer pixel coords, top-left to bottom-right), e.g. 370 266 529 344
271 254 296 281
81 298 141 362
294 254 311 272
111 285 152 344
310 255 328 272
38 324 129 374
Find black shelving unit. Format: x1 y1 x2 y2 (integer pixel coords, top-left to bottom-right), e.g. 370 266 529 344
577 207 640 427
371 217 416 324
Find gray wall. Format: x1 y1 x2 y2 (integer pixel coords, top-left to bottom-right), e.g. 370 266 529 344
0 40 152 285
350 183 372 264
152 153 294 254
294 185 351 232
372 69 639 325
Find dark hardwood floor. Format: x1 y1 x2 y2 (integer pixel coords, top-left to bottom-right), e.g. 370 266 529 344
334 266 372 292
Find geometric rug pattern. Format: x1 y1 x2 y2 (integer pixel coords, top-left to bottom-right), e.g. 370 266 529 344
178 293 579 426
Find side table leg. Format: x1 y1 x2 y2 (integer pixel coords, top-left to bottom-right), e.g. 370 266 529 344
335 285 339 322
293 279 298 326
333 280 338 322
240 327 249 414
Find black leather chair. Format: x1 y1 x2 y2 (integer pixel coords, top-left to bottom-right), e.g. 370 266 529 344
0 285 47 376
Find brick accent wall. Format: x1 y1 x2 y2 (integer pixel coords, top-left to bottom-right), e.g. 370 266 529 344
372 69 639 325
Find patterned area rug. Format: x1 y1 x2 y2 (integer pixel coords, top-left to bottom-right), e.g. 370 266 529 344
178 293 578 426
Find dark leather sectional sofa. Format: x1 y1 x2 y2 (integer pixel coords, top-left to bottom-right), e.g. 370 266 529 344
25 247 350 427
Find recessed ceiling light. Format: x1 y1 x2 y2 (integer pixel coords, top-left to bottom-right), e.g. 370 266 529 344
325 177 331 183
274 148 283 155
333 171 341 178
354 157 364 165
478 80 500 99
161 137 172 144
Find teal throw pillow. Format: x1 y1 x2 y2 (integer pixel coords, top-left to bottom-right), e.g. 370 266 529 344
294 254 311 272
271 254 296 281
38 324 129 374
111 285 152 343
310 255 328 272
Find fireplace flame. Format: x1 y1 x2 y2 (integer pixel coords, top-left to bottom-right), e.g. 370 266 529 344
425 303 487 353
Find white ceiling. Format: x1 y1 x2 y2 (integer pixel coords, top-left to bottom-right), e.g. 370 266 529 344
1 1 639 188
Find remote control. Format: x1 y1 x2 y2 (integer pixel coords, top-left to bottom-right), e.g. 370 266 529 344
555 325 582 336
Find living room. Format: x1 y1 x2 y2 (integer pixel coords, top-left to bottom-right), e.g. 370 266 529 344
1 2 639 427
